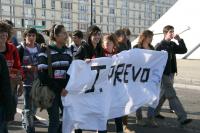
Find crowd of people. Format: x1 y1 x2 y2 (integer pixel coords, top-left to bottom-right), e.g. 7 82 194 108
0 19 192 133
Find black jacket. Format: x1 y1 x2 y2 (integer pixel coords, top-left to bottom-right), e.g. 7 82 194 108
74 42 104 60
0 54 16 121
156 39 187 75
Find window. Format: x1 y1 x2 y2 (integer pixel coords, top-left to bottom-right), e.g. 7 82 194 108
51 0 55 9
100 16 103 23
42 0 46 8
1 5 10 16
108 0 115 7
24 8 34 17
25 0 33 4
107 16 115 23
100 0 103 5
121 9 128 16
78 23 88 31
61 2 72 10
62 12 72 20
78 4 88 12
42 21 46 26
100 6 103 13
109 8 115 15
42 9 46 17
122 0 128 8
78 14 88 21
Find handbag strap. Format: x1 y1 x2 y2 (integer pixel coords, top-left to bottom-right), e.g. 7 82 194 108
46 46 53 78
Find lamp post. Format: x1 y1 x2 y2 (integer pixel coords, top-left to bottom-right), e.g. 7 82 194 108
0 0 2 20
90 0 93 26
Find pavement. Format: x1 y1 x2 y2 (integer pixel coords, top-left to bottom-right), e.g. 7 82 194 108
8 59 200 133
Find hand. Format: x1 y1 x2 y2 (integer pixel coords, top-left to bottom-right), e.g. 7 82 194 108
61 88 68 96
27 65 38 72
17 81 23 97
85 58 92 64
173 34 181 41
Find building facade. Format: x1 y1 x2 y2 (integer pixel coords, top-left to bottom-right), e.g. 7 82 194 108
0 0 177 40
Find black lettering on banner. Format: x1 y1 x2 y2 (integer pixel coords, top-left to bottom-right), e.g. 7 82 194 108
132 67 141 81
140 68 150 82
124 64 132 83
108 65 115 80
85 65 106 93
113 63 125 86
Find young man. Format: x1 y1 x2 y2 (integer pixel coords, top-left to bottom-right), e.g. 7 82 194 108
155 25 192 125
70 30 86 56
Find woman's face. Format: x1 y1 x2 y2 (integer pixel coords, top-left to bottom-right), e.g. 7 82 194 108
103 39 114 53
0 32 8 45
55 28 68 45
90 31 101 46
144 36 153 44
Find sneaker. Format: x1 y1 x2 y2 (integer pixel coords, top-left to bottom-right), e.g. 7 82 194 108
180 119 192 125
34 116 40 122
146 118 158 128
170 109 175 113
155 114 165 119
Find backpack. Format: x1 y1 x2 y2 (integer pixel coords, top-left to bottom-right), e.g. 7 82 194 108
31 78 55 111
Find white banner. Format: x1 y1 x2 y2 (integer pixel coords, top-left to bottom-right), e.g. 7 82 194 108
62 49 168 133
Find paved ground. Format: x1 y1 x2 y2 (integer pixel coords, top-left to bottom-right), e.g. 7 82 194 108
8 59 200 133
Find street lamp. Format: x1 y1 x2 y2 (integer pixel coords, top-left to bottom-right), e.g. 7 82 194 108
90 0 93 26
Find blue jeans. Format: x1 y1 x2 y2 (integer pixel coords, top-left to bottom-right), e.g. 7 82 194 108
47 93 62 133
22 86 36 133
155 74 187 123
0 106 8 133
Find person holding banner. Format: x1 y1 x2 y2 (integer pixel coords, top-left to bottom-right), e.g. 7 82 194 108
102 34 124 133
74 25 106 133
114 29 132 133
155 25 192 125
133 30 158 127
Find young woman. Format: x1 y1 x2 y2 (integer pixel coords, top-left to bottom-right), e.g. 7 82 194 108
37 24 72 133
102 34 124 133
74 25 105 133
133 30 157 127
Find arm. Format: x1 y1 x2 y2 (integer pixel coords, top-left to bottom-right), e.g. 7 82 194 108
172 39 187 54
173 34 187 54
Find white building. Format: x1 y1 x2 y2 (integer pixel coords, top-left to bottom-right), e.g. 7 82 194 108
0 0 177 40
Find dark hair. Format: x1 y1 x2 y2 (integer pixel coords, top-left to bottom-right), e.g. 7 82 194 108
137 30 154 48
3 19 14 27
23 27 37 38
123 27 131 36
50 24 65 41
36 33 45 44
163 25 174 34
115 29 126 38
72 30 83 39
87 25 101 45
0 21 12 40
